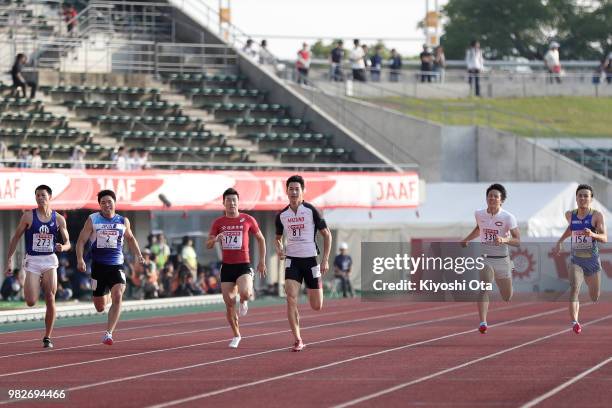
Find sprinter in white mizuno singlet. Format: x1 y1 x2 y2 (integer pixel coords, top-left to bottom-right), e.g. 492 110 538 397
461 183 520 334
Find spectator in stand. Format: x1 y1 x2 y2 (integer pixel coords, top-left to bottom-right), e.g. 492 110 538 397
16 147 29 168
544 42 562 84
1 268 23 301
180 236 198 280
56 263 73 301
70 146 86 169
296 43 311 85
64 4 77 36
259 39 275 65
114 146 128 171
127 148 140 170
465 40 484 97
389 48 402 82
433 46 446 83
362 44 371 77
419 44 434 83
0 141 7 167
329 40 344 82
242 39 258 61
137 148 150 170
30 147 42 169
159 262 175 298
350 39 366 82
370 46 383 82
11 53 37 99
151 233 170 272
174 272 202 296
206 274 220 294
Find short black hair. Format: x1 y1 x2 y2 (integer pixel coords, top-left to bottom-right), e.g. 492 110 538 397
35 185 52 196
223 188 239 200
486 183 507 201
286 175 305 189
97 189 116 203
576 184 594 197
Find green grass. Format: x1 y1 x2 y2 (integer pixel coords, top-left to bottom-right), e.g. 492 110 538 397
365 96 612 138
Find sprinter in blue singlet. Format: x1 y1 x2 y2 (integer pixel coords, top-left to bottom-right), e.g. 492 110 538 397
4 185 70 348
76 189 145 345
554 184 607 334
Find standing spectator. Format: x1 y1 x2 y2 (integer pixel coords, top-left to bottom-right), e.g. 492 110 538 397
389 48 402 82
362 44 371 77
465 40 484 97
242 39 258 61
11 53 37 99
333 242 354 298
180 236 198 280
296 43 311 85
70 146 86 169
65 4 77 36
113 146 128 170
544 42 562 84
433 46 446 82
604 51 612 84
419 44 434 82
350 39 366 82
151 233 170 272
370 46 383 82
329 40 344 82
259 39 275 65
30 147 42 169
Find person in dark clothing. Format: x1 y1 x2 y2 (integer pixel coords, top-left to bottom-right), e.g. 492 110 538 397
389 49 402 82
419 44 433 83
333 242 354 297
11 54 37 99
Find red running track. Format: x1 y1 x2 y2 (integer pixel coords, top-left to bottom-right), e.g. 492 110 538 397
0 298 610 408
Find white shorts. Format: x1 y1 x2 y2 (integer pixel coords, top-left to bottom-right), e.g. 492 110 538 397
483 256 514 280
23 254 59 276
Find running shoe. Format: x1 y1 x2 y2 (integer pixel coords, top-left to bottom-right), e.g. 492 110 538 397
42 337 53 349
478 323 488 334
573 322 582 334
239 300 248 317
228 336 241 349
292 339 305 352
102 332 113 346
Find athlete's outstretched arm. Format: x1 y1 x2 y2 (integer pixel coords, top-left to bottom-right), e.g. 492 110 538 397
461 225 480 247
55 213 71 253
255 230 267 277
319 227 332 275
4 212 31 276
76 217 93 272
590 211 607 243
123 218 145 264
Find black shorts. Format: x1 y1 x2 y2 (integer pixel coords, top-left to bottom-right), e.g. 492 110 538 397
285 256 322 290
220 263 254 283
91 262 126 297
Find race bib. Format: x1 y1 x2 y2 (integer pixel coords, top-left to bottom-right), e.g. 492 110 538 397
572 230 593 250
32 233 53 253
482 228 499 246
97 229 119 249
311 264 321 278
221 231 243 250
287 223 305 242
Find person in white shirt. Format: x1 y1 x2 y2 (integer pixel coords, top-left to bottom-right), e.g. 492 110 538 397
30 147 43 169
114 146 128 171
127 148 140 171
465 40 484 96
349 39 366 82
544 42 562 84
242 39 258 61
461 184 521 334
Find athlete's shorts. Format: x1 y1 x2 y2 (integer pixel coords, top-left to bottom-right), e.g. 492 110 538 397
571 256 601 277
285 256 322 290
482 256 514 280
220 263 254 283
91 262 126 297
23 254 58 276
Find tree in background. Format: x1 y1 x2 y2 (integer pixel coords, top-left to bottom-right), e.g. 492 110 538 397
441 0 611 60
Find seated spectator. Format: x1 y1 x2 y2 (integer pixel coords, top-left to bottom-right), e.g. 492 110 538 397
71 146 86 169
173 272 202 297
30 147 43 169
0 141 7 167
114 146 128 171
1 269 23 301
159 262 175 298
205 274 219 294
